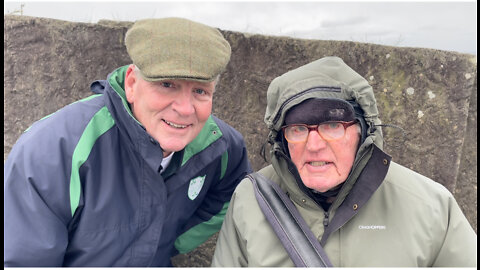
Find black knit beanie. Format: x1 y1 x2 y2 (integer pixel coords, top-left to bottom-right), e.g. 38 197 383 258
284 98 356 125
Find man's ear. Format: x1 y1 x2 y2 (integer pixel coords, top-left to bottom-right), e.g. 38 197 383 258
124 64 137 103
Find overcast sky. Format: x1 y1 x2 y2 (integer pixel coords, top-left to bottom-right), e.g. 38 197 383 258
4 1 478 55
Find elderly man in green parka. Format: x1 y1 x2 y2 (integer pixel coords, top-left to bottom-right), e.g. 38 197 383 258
211 56 477 267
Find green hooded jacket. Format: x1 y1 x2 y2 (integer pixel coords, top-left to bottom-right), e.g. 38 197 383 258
212 57 477 267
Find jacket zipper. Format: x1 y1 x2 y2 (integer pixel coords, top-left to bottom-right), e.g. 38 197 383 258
272 86 341 125
323 211 330 227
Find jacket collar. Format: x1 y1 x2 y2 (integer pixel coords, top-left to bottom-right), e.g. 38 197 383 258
320 144 391 244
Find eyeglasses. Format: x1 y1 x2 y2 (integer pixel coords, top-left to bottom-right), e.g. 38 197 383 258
282 121 358 143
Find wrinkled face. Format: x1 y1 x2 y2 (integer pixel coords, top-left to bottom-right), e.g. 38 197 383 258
287 124 360 192
125 65 215 157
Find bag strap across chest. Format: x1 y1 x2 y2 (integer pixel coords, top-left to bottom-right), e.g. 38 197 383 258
247 172 333 267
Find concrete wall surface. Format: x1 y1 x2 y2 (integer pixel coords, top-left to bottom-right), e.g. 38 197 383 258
4 15 477 266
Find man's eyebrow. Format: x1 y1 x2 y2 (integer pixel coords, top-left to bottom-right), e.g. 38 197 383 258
151 80 173 86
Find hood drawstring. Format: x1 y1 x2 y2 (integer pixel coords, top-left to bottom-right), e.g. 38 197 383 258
369 120 377 134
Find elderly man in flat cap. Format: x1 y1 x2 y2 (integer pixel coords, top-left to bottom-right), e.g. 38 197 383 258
4 18 252 267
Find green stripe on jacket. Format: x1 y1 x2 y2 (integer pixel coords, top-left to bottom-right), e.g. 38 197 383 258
174 201 230 254
181 116 223 166
69 106 115 216
220 151 228 180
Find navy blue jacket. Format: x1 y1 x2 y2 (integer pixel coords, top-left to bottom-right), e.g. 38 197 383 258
4 66 252 266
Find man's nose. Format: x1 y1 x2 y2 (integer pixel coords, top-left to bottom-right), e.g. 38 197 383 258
172 89 195 116
305 130 327 151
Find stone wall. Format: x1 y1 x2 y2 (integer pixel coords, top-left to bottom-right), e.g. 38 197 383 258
4 15 477 266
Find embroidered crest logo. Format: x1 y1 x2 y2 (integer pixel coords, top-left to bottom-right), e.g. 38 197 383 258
188 175 206 200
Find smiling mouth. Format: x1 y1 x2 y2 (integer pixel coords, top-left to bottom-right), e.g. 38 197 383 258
163 119 190 129
308 161 332 166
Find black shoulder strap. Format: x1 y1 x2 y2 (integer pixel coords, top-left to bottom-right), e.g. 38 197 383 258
247 172 333 267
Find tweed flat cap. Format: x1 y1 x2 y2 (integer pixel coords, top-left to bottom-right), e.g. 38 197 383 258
125 17 231 82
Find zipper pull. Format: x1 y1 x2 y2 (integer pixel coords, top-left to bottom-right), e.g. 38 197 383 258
323 211 330 227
